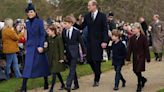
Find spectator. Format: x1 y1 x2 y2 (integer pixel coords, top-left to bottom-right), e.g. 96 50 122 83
2 18 24 79
150 14 164 61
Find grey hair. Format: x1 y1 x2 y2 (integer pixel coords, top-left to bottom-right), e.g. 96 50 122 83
4 18 14 29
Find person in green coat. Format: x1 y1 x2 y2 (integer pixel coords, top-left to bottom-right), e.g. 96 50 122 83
44 25 66 92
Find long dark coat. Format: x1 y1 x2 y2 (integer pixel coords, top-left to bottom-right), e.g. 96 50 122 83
46 36 66 73
23 18 49 78
127 34 150 72
74 11 109 61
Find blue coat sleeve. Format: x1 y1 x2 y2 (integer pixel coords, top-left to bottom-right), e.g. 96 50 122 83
38 20 45 48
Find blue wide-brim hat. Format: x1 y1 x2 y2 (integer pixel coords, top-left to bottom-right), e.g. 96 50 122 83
25 3 35 13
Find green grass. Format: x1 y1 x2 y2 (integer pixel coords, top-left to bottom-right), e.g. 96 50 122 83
0 61 112 92
158 89 164 92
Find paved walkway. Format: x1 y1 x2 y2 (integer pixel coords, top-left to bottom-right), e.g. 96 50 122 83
29 61 164 92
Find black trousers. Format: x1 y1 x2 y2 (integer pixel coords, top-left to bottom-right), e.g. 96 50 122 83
88 60 101 82
106 46 112 60
66 58 79 89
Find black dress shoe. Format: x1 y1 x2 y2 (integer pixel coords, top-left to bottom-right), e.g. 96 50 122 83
72 86 79 90
142 78 147 88
113 87 119 91
20 88 27 92
64 87 71 92
93 82 99 87
159 58 162 61
122 80 126 87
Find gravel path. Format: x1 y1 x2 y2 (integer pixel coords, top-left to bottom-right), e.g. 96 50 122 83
29 60 164 92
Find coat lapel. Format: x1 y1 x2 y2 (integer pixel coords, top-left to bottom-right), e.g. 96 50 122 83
89 11 100 23
70 28 75 40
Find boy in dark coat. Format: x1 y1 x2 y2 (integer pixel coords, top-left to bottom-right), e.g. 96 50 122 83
111 29 126 90
62 16 86 92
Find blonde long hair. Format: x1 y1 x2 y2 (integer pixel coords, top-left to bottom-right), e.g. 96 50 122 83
3 18 14 30
132 22 145 35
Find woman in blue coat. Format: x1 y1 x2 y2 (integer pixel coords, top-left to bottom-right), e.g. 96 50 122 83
20 3 49 92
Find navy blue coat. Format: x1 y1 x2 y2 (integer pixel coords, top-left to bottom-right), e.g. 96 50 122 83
74 11 109 61
23 18 49 78
112 41 127 66
62 28 86 60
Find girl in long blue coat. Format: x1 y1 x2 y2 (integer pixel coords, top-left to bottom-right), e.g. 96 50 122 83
20 3 49 92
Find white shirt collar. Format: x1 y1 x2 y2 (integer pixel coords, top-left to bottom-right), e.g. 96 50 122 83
94 10 98 16
67 26 73 31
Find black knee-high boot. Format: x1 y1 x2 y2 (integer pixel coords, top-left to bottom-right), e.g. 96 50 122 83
141 77 147 88
20 78 28 92
134 72 142 92
44 77 49 90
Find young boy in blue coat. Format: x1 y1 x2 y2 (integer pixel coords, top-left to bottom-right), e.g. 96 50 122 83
111 29 127 90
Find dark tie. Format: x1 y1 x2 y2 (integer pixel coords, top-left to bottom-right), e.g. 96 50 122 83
91 13 95 21
66 30 69 38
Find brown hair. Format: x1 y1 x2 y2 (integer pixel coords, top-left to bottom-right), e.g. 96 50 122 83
63 16 74 24
112 29 121 38
47 24 59 35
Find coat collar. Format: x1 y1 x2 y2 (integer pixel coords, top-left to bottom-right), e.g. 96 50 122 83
90 10 100 22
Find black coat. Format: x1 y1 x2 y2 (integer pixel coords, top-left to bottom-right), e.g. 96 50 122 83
74 11 109 61
127 34 150 72
141 21 148 35
108 20 116 31
112 41 127 66
62 28 86 59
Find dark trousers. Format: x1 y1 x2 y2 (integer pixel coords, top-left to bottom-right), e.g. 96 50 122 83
66 58 79 89
114 65 125 87
88 60 101 82
107 46 112 60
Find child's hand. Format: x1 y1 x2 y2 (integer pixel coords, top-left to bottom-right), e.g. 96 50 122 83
59 60 64 63
44 42 48 48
